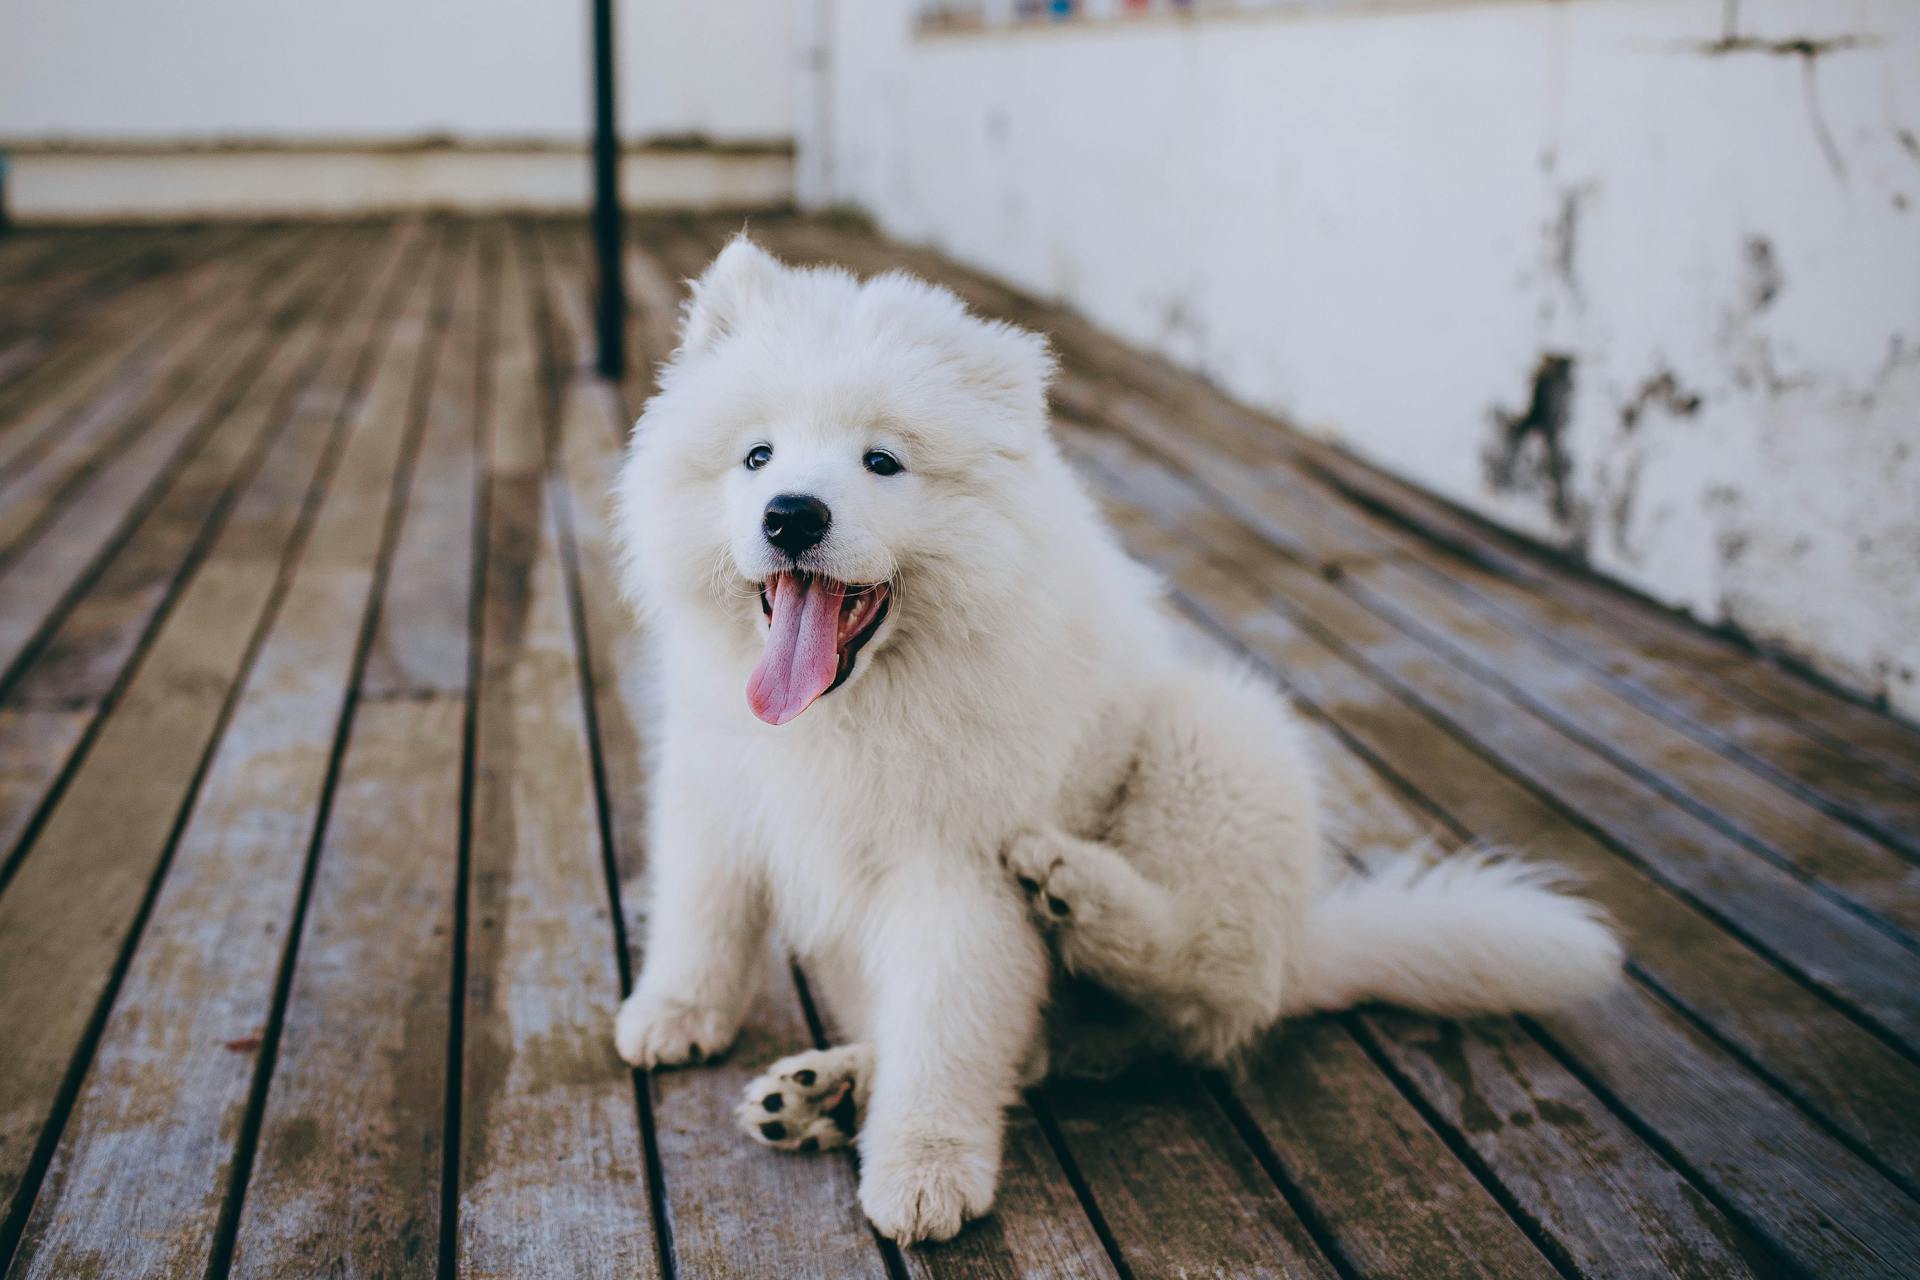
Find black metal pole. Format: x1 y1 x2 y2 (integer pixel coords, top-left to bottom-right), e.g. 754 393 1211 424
590 0 624 378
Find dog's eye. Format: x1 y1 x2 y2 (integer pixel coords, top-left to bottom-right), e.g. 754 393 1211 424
863 449 902 477
743 444 773 471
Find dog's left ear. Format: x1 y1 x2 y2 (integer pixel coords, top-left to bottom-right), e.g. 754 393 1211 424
861 271 1056 423
679 234 783 354
961 318 1057 423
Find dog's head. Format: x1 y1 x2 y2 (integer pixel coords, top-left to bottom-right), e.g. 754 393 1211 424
617 235 1058 726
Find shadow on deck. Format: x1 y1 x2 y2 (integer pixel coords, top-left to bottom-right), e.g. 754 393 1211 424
0 215 1915 1278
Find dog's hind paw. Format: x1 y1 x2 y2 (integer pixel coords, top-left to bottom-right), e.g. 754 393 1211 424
1002 828 1099 929
736 1043 872 1152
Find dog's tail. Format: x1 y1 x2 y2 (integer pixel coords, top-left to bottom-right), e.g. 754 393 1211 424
1285 850 1623 1018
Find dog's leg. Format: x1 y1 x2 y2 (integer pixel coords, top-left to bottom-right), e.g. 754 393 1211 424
736 1042 874 1151
855 870 1049 1244
613 783 766 1068
1007 669 1323 1065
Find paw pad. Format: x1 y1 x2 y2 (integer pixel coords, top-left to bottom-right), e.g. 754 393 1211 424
736 1049 865 1153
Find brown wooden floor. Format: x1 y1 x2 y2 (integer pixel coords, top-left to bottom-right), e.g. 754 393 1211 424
0 215 1916 1279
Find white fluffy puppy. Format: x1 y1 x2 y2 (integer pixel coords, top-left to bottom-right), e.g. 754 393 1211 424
610 237 1622 1244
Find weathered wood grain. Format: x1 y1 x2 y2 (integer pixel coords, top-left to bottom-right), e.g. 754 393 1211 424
0 229 327 682
454 225 658 1280
1281 426 1920 787
0 230 378 877
1305 721 1773 1280
0 226 263 490
0 227 231 390
1358 539 1920 857
4 223 445 1280
0 224 415 1267
1225 1024 1559 1280
0 222 328 861
229 224 482 1280
1040 1069 1338 1280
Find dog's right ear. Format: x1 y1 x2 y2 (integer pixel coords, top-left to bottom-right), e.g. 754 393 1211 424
678 234 783 354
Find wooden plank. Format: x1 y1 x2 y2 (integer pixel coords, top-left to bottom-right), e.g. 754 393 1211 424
0 228 151 369
454 224 657 1280
0 233 68 287
0 226 261 482
1040 1070 1339 1280
906 1103 1123 1280
3 222 441 1280
0 231 370 872
1225 1024 1557 1280
227 223 482 1280
657 948 888 1279
0 221 322 877
0 223 415 1264
1347 540 1920 857
0 231 325 684
1302 726 1772 1280
1097 352 1920 794
0 227 217 383
1335 556 1920 927
620 215 685 400
1353 1011 1772 1280
1077 452 1920 1273
0 232 300 559
1283 428 1920 786
0 229 150 334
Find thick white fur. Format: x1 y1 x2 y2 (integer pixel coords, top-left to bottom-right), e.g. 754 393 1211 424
609 236 1623 1244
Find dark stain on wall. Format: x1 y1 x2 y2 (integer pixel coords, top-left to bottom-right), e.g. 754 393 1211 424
1551 188 1583 291
1620 369 1704 431
1485 354 1579 532
1693 34 1873 58
1744 236 1782 310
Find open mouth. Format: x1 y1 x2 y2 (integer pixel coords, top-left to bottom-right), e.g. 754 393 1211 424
747 571 892 725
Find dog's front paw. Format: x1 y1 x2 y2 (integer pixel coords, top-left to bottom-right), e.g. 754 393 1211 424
736 1044 869 1152
858 1131 998 1244
612 990 738 1068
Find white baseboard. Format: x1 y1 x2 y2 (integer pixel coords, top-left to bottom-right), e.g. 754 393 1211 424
0 141 794 221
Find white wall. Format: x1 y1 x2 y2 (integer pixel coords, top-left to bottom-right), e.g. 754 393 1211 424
807 0 1920 717
1 0 794 144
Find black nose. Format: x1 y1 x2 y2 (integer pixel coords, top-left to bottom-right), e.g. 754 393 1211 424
763 493 831 555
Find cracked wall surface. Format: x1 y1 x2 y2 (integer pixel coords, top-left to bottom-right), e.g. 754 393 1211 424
806 0 1920 716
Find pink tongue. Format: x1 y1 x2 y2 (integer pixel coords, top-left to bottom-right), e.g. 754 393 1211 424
747 573 847 725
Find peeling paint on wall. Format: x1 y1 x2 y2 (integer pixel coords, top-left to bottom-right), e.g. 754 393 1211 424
1619 370 1704 432
1485 354 1579 536
819 0 1920 716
